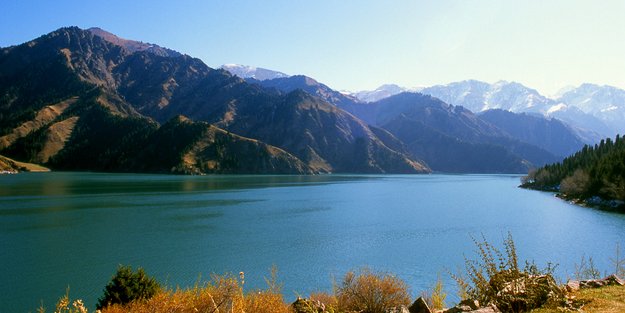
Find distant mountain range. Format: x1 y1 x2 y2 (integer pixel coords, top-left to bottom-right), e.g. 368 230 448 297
224 63 624 142
418 80 623 140
223 73 575 172
2 27 618 174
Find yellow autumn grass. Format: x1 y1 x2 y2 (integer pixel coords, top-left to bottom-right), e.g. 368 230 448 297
100 273 290 313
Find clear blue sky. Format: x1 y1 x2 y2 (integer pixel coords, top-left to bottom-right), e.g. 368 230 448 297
2 0 624 95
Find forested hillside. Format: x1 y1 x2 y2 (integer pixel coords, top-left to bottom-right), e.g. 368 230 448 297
521 135 625 210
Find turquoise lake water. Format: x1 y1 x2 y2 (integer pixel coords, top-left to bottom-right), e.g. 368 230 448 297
1 173 624 312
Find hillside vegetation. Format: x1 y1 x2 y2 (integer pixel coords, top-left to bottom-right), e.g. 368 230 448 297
521 135 625 210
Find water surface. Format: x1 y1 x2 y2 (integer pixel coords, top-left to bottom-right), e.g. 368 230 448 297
1 173 624 312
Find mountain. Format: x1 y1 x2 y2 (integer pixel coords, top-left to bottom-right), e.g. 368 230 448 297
478 109 586 157
244 72 564 173
0 27 428 174
556 83 625 134
421 80 553 113
87 27 181 58
544 104 613 144
221 64 289 81
341 93 559 173
420 80 617 142
352 84 420 103
248 75 361 109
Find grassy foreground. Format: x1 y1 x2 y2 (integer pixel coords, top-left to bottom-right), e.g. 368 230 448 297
531 285 625 313
43 277 625 313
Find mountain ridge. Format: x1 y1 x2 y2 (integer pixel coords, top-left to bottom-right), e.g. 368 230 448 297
0 26 429 174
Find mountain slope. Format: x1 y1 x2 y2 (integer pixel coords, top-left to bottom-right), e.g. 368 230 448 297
0 154 49 173
557 83 625 134
341 93 559 173
224 90 428 173
87 27 181 57
249 75 361 109
479 109 586 157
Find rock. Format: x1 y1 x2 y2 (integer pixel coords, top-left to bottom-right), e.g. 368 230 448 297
291 297 327 313
580 279 606 288
470 304 500 313
579 274 625 289
604 274 625 286
566 280 580 292
457 299 480 310
443 302 499 313
409 297 432 313
489 272 564 312
386 306 410 313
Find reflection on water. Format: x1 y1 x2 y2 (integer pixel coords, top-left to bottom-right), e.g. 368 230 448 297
1 173 624 313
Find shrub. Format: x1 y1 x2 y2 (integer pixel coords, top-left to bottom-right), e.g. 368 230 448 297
96 265 160 310
574 255 601 280
430 276 447 310
452 233 563 312
336 268 411 313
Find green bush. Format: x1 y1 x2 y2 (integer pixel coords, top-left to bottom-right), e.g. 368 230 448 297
96 265 160 310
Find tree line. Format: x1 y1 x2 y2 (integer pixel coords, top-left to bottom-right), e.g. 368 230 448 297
522 134 625 204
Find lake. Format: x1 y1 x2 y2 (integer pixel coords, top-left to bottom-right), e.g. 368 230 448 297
1 173 624 312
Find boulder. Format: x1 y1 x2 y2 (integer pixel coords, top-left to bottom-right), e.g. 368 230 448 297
489 272 564 312
292 297 327 313
603 274 625 286
565 280 580 292
408 297 432 313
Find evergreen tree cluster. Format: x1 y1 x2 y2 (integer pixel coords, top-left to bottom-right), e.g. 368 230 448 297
522 135 625 205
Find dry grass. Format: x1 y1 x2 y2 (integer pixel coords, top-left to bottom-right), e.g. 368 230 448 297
336 268 411 313
98 272 290 313
531 285 625 313
0 154 49 172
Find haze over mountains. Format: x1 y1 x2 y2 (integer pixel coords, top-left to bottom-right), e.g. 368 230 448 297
0 27 619 174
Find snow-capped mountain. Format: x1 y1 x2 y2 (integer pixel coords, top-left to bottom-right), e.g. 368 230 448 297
220 64 289 81
546 104 615 144
352 84 422 103
556 83 625 134
421 80 553 113
419 80 623 141
219 61 624 140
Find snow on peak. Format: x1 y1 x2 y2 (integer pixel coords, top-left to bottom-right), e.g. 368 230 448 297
220 64 289 81
352 84 417 103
